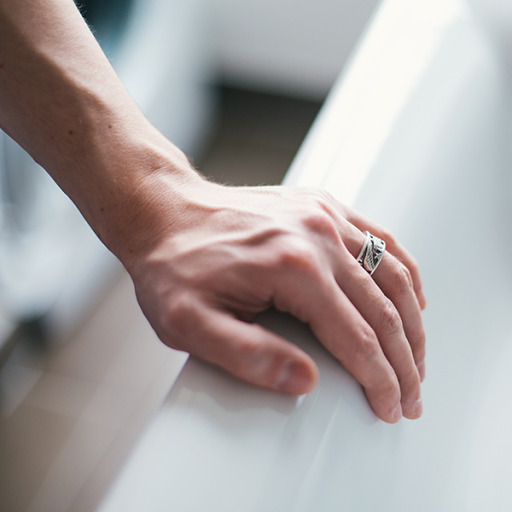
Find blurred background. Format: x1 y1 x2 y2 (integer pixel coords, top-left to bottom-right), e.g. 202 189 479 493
0 1 379 510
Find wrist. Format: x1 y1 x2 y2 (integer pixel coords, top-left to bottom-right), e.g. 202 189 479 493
84 130 207 265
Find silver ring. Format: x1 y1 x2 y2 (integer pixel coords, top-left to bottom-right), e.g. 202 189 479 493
356 231 386 275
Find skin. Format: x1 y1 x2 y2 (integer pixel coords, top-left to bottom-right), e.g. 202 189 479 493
0 0 426 423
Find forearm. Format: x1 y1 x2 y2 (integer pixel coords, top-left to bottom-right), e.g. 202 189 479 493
0 0 200 257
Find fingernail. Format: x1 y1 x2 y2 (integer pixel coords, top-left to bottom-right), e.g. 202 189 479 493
418 361 426 382
391 402 403 422
277 360 314 394
413 398 423 418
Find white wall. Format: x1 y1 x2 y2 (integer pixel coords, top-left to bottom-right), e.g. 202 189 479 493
208 0 381 99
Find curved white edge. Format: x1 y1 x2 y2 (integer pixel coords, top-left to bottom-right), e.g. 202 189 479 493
285 0 471 204
99 1 512 511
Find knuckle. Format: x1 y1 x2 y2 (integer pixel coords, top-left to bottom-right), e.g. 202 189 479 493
400 264 414 288
365 367 399 400
380 300 403 337
391 261 414 296
301 209 339 240
403 365 421 387
378 375 400 398
275 237 319 275
353 325 380 363
164 291 199 338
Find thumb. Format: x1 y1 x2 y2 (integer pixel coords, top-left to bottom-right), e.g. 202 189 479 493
186 308 318 394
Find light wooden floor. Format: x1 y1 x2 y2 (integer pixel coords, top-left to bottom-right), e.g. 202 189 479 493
0 87 321 512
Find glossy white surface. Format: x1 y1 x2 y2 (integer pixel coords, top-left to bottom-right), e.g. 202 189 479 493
100 1 512 510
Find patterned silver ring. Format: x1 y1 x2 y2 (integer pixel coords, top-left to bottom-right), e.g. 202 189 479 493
356 231 386 276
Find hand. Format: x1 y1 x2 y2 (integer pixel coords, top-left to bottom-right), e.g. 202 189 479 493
121 177 426 424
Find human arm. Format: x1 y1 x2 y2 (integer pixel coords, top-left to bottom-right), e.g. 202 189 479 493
0 0 426 423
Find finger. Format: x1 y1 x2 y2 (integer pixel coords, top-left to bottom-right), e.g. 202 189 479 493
342 224 427 382
372 254 427 382
176 305 319 395
339 206 427 310
333 254 423 418
308 206 427 384
274 267 403 423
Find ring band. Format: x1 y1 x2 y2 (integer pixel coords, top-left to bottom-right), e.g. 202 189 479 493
357 231 386 275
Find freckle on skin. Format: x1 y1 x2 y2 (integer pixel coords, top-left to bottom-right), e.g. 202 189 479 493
108 124 112 129
100 207 105 213
0 63 4 69
68 130 74 135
